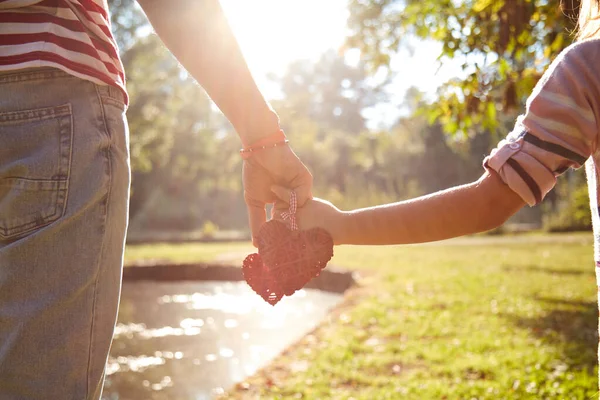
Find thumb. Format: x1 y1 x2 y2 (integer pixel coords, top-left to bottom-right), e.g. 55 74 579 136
270 185 293 204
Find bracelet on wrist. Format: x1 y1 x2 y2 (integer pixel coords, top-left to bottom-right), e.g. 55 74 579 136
240 129 288 159
240 139 289 159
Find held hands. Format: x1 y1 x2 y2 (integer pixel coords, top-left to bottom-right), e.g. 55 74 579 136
271 189 346 245
241 129 344 246
243 144 313 246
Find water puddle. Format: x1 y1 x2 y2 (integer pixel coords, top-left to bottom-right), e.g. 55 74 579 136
102 281 342 400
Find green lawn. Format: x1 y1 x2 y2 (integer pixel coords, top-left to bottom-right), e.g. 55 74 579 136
124 241 254 265
125 233 599 399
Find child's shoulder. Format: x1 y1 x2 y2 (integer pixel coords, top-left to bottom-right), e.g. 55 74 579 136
558 37 600 64
539 38 600 89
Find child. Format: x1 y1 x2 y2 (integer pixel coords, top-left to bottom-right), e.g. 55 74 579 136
273 3 600 249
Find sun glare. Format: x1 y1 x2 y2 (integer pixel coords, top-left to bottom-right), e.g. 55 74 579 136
220 0 349 91
219 0 462 128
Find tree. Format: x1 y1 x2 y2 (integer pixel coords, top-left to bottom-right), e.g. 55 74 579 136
272 50 389 135
109 0 243 228
107 0 148 52
347 0 580 135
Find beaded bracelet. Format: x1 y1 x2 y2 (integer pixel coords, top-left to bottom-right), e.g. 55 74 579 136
240 129 289 159
240 140 289 159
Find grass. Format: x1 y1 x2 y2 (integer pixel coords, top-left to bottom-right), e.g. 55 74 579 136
125 233 599 399
124 241 254 265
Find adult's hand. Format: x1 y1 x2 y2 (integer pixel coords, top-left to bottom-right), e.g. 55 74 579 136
243 144 312 246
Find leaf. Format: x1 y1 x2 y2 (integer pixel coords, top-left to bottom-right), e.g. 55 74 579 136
346 0 577 138
486 101 497 122
472 0 494 13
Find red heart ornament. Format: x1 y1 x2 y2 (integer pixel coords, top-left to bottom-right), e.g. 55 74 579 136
242 220 334 305
242 253 284 306
256 220 334 297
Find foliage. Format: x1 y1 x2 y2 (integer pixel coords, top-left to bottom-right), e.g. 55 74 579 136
346 0 581 135
543 169 593 232
109 0 244 225
201 220 220 238
107 0 148 51
272 50 390 135
276 67 478 211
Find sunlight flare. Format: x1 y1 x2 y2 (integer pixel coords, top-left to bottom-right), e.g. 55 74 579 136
220 0 349 83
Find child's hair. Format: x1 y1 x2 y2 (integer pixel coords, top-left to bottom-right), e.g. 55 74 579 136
577 0 600 40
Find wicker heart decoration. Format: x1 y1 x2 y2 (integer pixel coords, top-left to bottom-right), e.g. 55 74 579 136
242 220 334 305
242 253 283 306
258 220 333 294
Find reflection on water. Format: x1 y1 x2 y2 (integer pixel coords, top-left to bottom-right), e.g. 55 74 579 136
102 281 341 400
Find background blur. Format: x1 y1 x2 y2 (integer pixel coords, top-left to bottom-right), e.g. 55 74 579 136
107 0 590 242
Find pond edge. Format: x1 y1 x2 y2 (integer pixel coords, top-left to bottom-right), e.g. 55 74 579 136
123 262 357 294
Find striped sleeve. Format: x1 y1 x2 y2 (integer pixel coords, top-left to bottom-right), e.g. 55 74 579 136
0 0 127 103
0 1 45 8
483 40 600 206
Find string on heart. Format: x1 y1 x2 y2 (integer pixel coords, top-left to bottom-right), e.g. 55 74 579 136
280 190 298 231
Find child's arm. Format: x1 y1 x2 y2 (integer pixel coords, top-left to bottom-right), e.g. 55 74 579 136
340 171 524 245
273 170 525 245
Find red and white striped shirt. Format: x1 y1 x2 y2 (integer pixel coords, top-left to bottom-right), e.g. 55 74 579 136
0 0 127 103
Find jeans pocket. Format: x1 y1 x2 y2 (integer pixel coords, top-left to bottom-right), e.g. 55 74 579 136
0 104 73 240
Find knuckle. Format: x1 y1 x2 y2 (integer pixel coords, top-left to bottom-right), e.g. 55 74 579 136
244 192 263 208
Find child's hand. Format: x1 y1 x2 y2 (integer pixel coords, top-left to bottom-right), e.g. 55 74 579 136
296 198 344 238
271 186 345 244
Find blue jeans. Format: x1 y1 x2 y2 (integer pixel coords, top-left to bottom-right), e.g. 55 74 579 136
0 68 130 399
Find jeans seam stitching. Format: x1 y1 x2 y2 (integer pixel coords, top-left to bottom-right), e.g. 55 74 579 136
86 86 114 399
100 96 124 110
0 68 72 84
95 85 112 140
0 182 67 237
86 171 112 400
0 104 71 123
60 108 74 221
0 206 59 236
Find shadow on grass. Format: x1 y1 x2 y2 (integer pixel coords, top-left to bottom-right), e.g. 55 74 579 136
507 296 598 373
502 265 594 276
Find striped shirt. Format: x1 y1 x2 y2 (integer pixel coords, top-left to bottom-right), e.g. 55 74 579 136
484 38 599 210
484 39 600 249
0 0 127 103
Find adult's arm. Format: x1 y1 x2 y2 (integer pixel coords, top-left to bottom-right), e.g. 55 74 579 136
135 0 313 244
135 0 278 145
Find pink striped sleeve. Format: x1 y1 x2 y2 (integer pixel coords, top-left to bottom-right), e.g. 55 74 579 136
484 40 600 206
